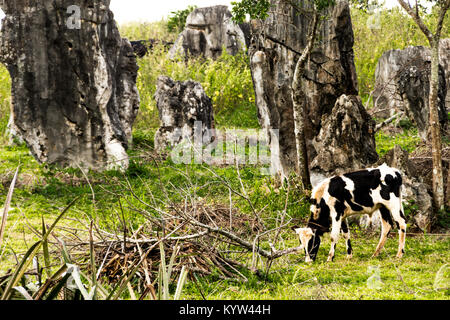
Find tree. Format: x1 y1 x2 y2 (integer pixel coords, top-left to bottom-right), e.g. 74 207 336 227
167 5 197 33
397 0 450 211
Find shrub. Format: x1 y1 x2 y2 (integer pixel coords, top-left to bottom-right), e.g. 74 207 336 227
166 5 197 33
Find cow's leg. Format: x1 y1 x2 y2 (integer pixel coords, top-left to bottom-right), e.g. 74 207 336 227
341 219 353 259
327 216 342 262
373 206 393 257
390 201 407 258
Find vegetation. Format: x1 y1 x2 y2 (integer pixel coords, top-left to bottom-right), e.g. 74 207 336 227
120 28 258 130
0 4 448 300
166 5 197 33
0 143 448 300
375 128 422 157
352 5 450 103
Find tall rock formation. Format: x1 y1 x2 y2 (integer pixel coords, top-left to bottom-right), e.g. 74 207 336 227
169 5 247 60
439 39 450 109
154 76 215 154
0 0 140 170
310 95 378 179
249 0 371 179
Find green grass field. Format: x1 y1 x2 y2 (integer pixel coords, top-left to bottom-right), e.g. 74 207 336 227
0 141 448 300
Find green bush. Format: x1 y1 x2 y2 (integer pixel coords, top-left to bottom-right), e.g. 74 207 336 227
375 128 422 157
166 5 197 33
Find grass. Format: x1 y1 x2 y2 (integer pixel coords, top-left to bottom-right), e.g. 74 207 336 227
183 234 450 300
0 141 448 300
376 128 422 157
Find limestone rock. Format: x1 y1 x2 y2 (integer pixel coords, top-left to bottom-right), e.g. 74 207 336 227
249 0 359 179
169 5 246 60
372 44 448 139
378 145 434 232
0 0 140 170
154 76 215 154
439 39 450 110
310 95 378 176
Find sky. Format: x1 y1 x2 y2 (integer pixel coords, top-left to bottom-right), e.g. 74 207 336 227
110 0 234 24
109 0 399 24
0 1 402 25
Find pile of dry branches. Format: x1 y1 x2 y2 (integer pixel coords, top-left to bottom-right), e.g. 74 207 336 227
87 202 259 285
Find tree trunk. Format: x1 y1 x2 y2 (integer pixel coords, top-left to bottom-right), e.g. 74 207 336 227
291 11 319 191
292 72 311 190
429 38 445 211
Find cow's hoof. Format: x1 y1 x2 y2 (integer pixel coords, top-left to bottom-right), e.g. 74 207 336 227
346 254 353 260
305 257 313 263
326 256 334 262
396 253 404 259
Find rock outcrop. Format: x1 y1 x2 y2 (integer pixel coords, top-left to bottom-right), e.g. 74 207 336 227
0 0 139 170
169 5 247 60
372 43 449 139
249 0 363 179
310 95 378 181
154 76 215 154
439 39 450 109
379 146 434 232
130 39 173 58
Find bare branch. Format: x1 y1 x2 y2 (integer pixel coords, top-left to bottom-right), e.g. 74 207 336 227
397 0 433 43
435 0 450 39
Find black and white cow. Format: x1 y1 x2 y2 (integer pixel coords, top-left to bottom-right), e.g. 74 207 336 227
294 164 407 262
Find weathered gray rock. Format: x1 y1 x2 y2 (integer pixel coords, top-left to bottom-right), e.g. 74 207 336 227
0 0 140 170
154 76 215 154
439 39 450 110
169 5 246 60
379 145 434 232
372 43 448 139
310 95 378 177
249 0 360 179
396 56 447 139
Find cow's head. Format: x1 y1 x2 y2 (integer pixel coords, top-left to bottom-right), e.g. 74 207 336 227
294 227 321 262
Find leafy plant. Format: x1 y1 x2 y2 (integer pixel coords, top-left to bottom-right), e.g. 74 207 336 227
231 0 271 23
167 5 197 33
157 242 188 300
0 197 78 300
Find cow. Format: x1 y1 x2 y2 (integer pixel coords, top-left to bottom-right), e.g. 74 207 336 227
294 164 407 263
